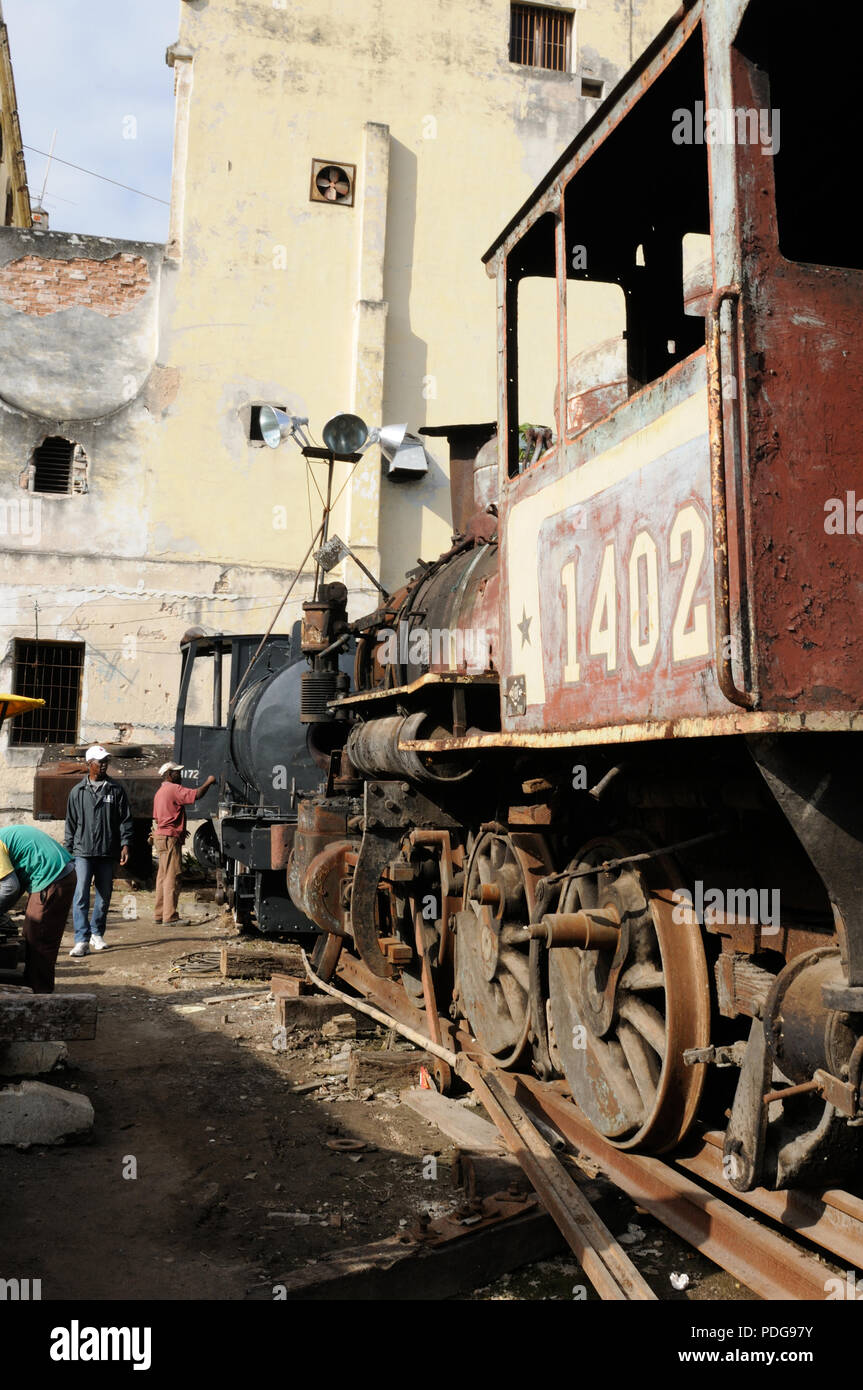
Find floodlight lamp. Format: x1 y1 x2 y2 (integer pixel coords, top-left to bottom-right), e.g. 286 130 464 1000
259 406 311 450
322 413 369 455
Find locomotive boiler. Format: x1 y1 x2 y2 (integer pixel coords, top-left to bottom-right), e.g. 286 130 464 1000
172 625 354 934
255 0 863 1195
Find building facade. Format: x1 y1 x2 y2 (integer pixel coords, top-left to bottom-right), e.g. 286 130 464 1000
0 0 676 818
0 0 31 228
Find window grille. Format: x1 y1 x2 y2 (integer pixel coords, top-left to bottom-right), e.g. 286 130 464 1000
30 437 88 494
510 4 572 72
9 640 84 746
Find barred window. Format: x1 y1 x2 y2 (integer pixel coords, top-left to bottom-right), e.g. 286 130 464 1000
510 4 572 73
9 640 84 746
29 437 88 495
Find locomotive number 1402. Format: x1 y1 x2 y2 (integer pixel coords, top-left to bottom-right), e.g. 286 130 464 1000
558 503 710 682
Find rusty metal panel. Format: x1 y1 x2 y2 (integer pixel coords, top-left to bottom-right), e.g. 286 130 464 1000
270 822 295 871
725 35 863 713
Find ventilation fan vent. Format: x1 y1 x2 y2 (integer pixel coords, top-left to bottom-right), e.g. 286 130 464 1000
310 160 356 207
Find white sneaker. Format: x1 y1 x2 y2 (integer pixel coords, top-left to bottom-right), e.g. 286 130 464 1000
90 935 107 951
69 942 89 957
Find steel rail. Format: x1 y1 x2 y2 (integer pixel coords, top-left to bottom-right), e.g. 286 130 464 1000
326 950 850 1300
308 950 654 1299
459 1057 657 1300
504 1075 838 1301
675 1131 863 1272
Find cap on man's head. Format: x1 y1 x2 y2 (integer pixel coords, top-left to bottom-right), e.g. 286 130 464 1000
158 761 184 776
85 745 109 762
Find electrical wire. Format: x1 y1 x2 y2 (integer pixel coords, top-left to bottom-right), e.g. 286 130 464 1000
169 950 221 977
22 144 170 205
305 463 315 543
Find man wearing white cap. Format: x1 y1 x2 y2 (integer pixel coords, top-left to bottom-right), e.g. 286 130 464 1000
64 746 133 955
152 763 216 926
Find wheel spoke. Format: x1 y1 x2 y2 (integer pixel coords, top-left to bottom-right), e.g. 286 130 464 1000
619 963 664 991
547 835 709 1153
456 829 534 1066
618 995 666 1060
618 1018 661 1109
501 947 530 993
498 969 525 1023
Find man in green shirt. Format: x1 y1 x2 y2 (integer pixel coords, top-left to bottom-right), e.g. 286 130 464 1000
0 825 76 993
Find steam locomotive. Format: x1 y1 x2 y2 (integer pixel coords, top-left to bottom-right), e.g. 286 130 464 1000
199 0 863 1194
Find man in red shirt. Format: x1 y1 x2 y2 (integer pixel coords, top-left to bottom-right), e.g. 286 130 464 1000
152 763 216 925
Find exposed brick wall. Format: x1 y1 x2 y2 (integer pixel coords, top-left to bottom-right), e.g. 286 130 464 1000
0 252 150 317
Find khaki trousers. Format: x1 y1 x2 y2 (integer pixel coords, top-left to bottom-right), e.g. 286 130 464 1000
154 836 184 922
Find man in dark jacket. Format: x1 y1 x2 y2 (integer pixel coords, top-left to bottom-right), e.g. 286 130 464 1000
64 745 133 956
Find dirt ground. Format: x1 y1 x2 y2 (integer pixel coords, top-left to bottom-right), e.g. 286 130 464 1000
0 887 747 1301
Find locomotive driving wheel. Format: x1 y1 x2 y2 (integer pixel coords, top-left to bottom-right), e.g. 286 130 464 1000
456 829 547 1068
547 836 709 1153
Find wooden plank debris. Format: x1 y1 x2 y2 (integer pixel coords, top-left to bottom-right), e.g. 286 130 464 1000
270 973 311 997
276 995 348 1030
458 1059 656 1301
0 993 97 1042
348 1048 432 1092
254 1203 564 1301
400 1086 507 1155
203 988 271 1005
220 949 297 980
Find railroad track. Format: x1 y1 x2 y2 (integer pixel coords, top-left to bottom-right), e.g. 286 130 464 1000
304 949 863 1302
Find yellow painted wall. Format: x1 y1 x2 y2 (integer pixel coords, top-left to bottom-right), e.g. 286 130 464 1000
160 0 679 595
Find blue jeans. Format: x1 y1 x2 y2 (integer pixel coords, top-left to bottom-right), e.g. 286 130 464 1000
72 856 115 943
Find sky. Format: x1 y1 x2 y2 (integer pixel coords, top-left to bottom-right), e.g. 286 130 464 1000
3 0 178 243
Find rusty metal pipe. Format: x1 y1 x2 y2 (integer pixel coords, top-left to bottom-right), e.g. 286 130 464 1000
301 949 458 1067
510 910 621 949
707 285 756 710
762 1078 822 1107
539 910 620 949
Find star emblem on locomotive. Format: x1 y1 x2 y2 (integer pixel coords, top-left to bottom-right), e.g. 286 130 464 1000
517 606 533 647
